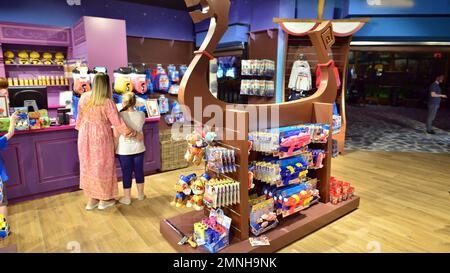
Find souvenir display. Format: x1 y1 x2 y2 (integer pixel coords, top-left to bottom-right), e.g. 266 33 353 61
113 67 133 94
131 69 147 95
203 178 240 209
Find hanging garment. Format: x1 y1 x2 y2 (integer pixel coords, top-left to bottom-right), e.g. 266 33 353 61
288 60 312 92
316 60 341 89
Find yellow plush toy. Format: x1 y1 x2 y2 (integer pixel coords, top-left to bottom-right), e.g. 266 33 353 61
30 51 42 65
42 52 53 65
18 50 29 64
54 52 65 65
4 51 15 64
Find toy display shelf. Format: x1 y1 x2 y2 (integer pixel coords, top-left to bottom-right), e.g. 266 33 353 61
160 0 362 253
4 64 65 68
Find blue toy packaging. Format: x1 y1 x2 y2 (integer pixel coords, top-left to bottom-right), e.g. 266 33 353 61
193 209 231 253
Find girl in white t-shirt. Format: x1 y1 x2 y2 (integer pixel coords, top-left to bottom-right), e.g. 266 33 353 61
114 92 146 205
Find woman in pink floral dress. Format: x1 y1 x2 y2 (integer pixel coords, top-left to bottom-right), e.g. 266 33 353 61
76 73 134 210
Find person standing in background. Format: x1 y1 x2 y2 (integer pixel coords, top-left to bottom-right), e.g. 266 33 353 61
426 74 447 134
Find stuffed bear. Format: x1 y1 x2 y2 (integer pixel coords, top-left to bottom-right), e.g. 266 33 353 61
18 50 29 64
54 52 65 65
42 52 53 65
184 132 204 166
3 51 15 65
30 51 42 65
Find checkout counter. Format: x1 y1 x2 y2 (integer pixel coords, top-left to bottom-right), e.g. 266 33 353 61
0 116 161 204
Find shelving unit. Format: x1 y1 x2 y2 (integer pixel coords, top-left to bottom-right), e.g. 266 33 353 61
160 0 366 253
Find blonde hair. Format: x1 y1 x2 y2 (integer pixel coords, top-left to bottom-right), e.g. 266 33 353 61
91 73 111 106
120 92 136 112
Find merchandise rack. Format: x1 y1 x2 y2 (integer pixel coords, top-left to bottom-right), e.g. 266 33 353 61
160 0 364 253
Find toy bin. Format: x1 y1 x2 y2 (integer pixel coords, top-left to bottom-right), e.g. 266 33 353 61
159 130 188 172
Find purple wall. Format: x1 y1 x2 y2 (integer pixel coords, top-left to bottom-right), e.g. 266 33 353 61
0 0 194 41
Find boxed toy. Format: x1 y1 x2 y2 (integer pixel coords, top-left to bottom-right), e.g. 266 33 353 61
193 209 231 253
250 198 278 236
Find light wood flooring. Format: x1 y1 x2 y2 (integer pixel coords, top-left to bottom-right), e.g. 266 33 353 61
1 150 449 253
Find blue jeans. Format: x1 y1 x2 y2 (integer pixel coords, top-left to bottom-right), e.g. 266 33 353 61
72 95 79 120
426 104 440 131
118 153 145 189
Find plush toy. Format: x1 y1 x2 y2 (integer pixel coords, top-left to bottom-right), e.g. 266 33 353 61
54 52 65 65
42 52 53 65
171 173 197 208
0 214 9 239
187 173 210 210
4 51 15 65
18 50 29 64
204 132 217 146
184 132 204 166
28 111 42 130
30 51 42 65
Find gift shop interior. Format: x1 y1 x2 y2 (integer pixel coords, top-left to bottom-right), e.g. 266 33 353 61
0 0 449 253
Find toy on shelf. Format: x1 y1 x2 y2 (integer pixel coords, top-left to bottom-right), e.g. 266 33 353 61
203 177 240 209
145 69 154 95
184 132 204 166
4 51 15 65
54 52 65 65
18 50 29 64
73 65 91 96
158 94 169 114
171 173 197 208
153 64 170 93
113 67 132 94
250 198 278 236
187 173 210 210
131 70 147 95
329 177 355 205
28 111 41 130
42 52 53 65
29 51 42 65
0 213 9 239
15 111 29 131
206 147 237 174
193 209 231 253
204 131 217 147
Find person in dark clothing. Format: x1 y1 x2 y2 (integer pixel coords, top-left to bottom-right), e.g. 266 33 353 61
426 74 447 134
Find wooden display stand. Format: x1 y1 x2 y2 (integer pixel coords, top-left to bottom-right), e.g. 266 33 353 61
277 18 368 154
160 0 362 252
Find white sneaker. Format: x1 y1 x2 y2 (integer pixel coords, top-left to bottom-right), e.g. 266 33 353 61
119 197 131 205
98 200 116 210
85 202 99 211
137 194 146 201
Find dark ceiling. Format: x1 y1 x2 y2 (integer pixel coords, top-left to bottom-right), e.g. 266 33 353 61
117 0 188 11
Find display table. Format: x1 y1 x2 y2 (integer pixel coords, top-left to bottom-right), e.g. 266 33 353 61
0 117 160 204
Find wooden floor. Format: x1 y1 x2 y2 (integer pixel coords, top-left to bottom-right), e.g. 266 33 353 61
1 150 450 253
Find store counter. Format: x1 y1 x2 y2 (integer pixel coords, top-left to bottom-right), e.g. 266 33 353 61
0 117 161 204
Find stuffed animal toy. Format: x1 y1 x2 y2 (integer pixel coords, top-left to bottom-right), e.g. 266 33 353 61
187 173 210 210
204 132 217 147
54 52 65 65
171 173 196 208
184 132 204 166
18 50 29 64
113 67 132 94
3 51 15 64
0 214 9 239
42 52 53 65
30 51 42 65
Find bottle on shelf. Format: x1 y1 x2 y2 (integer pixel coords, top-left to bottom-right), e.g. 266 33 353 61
33 78 38 86
55 76 60 86
13 78 18 86
7 78 13 87
50 76 55 86
64 77 69 86
45 76 50 86
24 78 29 86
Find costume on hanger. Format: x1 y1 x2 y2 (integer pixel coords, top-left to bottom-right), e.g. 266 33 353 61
288 59 312 92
